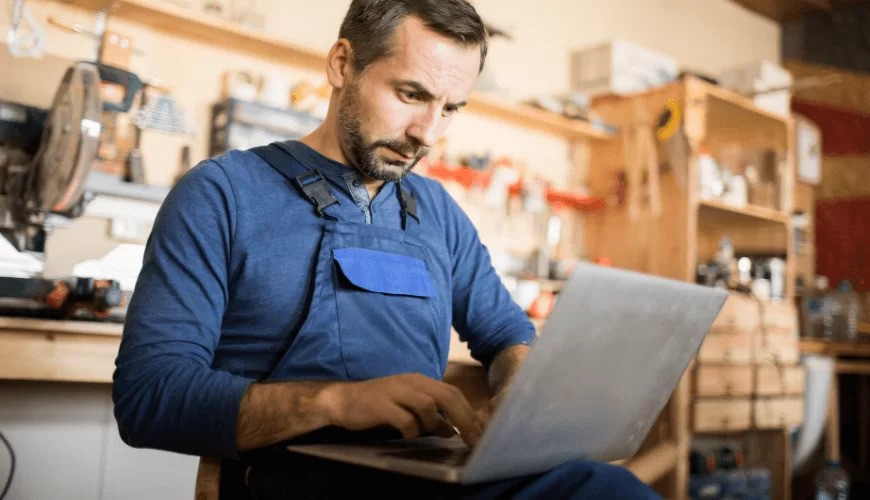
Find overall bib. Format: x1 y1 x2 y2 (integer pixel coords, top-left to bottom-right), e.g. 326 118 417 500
251 142 451 382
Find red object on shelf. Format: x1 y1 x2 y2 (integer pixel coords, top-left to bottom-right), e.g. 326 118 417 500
545 189 606 211
425 162 492 190
424 161 606 212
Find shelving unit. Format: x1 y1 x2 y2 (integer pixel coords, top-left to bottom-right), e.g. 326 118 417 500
585 76 796 499
53 0 613 142
697 199 790 225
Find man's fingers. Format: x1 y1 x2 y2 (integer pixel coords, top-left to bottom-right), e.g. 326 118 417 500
385 404 422 440
398 392 444 435
412 379 481 446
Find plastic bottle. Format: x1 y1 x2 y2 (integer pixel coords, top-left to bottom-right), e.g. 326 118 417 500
802 276 829 338
823 280 860 341
814 460 850 500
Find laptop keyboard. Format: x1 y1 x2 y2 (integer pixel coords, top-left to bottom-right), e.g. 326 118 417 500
381 447 473 466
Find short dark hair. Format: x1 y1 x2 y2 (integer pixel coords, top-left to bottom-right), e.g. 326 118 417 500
338 0 488 74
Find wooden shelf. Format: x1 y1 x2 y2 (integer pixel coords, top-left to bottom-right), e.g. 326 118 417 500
799 338 870 357
688 77 792 151
698 199 790 225
465 92 612 140
695 77 792 129
59 0 326 70
57 0 611 141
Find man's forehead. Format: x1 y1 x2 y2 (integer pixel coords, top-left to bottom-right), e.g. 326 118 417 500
376 16 481 97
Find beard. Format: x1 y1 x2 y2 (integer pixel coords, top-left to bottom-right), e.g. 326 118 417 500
338 82 428 183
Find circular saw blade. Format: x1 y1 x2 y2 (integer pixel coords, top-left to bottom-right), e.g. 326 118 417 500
30 61 102 216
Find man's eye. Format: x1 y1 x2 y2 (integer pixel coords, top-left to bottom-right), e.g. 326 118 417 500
443 106 459 116
400 90 419 101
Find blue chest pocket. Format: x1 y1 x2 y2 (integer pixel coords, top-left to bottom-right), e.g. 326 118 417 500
332 247 441 380
333 248 437 298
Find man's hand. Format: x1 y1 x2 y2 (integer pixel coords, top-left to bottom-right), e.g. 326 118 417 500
474 343 532 428
322 373 483 447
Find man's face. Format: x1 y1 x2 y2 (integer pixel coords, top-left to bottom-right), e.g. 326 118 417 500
338 16 481 183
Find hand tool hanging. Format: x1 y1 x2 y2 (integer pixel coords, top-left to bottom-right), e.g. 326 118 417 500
6 0 46 58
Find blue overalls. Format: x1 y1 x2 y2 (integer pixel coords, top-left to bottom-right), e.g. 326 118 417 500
250 142 451 382
243 143 663 500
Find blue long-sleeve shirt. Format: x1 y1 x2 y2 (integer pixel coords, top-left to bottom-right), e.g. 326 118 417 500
112 141 535 459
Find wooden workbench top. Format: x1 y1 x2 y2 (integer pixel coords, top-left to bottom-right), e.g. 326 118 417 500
0 315 482 383
0 316 124 337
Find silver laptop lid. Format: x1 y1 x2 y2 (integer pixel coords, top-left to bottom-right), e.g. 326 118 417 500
461 263 727 483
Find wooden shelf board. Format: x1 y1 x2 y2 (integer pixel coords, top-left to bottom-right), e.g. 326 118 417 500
63 0 325 71
799 338 870 357
698 199 790 225
58 0 610 141
694 78 792 128
465 92 612 140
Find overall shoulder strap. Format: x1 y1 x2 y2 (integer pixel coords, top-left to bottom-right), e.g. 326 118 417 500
250 143 339 219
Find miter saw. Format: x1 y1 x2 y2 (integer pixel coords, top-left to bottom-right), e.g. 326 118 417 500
0 60 125 320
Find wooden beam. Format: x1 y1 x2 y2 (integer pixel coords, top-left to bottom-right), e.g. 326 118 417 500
623 441 679 484
730 0 834 21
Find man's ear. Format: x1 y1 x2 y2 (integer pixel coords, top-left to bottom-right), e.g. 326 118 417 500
326 39 353 89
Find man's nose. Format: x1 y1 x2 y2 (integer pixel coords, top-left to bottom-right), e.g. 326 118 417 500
407 105 441 148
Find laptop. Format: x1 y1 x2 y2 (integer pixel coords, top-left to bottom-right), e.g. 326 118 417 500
286 262 728 484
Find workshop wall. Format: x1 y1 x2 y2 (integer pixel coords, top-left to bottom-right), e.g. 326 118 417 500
1 0 779 276
0 1 782 498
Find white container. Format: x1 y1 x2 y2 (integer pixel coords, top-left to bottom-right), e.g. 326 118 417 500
570 40 679 96
719 61 793 117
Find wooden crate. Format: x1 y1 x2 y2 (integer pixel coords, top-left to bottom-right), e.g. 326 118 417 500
694 398 752 432
711 293 760 335
752 334 801 365
753 397 804 429
696 365 753 397
755 365 805 396
698 333 754 364
762 300 798 335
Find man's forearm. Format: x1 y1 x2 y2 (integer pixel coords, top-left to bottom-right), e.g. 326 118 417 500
487 344 531 396
235 380 338 452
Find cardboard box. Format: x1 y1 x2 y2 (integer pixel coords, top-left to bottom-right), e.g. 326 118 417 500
570 40 679 96
719 61 793 117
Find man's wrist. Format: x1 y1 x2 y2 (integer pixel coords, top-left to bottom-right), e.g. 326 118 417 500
311 381 346 428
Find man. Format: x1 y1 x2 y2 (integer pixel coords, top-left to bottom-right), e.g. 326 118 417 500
113 0 660 498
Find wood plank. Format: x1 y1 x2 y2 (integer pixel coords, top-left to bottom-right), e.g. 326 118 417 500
465 92 612 140
0 317 123 336
799 338 870 357
59 0 325 70
835 360 870 376
697 199 789 225
623 441 678 484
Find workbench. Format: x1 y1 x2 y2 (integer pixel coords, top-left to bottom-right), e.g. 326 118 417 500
1 314 672 492
0 316 123 383
799 328 870 474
